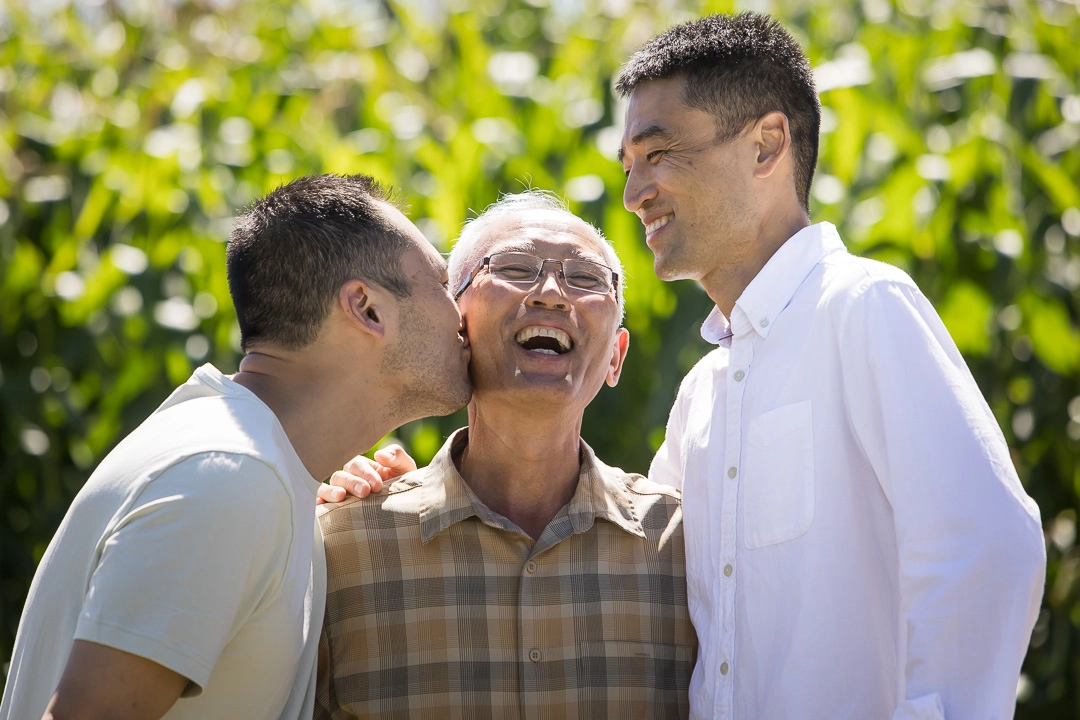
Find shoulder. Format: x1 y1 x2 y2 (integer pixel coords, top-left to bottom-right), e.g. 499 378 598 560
317 477 426 537
149 377 304 473
592 456 682 517
124 453 292 536
602 467 685 548
811 252 930 328
625 473 681 503
627 475 683 536
156 452 288 500
819 251 919 298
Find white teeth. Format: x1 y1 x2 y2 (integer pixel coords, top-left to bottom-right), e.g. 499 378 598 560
515 325 571 353
646 214 672 235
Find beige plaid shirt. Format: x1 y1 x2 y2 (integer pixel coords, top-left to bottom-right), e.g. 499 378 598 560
315 428 696 720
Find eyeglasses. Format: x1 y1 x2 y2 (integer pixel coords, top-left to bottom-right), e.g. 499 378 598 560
454 252 619 300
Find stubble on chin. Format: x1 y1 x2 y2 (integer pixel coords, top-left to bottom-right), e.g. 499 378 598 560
391 380 471 420
382 347 472 419
652 251 690 283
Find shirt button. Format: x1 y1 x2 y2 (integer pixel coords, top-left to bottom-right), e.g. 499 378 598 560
733 370 745 382
529 649 542 662
760 318 769 328
525 561 537 574
727 466 737 479
723 564 733 577
720 661 729 675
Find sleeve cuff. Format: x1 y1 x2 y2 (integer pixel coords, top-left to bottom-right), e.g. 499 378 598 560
74 616 212 696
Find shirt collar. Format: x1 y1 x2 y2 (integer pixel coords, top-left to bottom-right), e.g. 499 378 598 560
700 222 846 345
408 428 645 543
700 306 733 345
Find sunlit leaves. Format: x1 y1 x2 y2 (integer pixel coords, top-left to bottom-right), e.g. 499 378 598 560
1 0 1079 713
1021 292 1080 376
937 280 993 356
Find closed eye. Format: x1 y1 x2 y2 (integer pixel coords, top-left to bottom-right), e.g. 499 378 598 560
493 263 536 280
567 272 606 289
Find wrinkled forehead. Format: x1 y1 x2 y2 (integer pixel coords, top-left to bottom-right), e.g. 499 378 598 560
478 210 608 261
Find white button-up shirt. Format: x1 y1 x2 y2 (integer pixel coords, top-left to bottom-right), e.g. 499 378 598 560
650 222 1046 720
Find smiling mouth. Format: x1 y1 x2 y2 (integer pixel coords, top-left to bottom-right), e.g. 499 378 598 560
645 214 672 236
515 326 572 355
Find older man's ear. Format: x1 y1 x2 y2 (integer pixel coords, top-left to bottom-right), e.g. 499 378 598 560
606 328 630 388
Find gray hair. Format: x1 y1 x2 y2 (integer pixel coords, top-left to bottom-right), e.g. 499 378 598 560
448 189 625 321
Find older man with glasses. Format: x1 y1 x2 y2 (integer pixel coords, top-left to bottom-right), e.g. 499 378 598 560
313 191 697 719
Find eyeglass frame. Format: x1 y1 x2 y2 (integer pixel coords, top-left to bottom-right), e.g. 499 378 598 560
453 252 620 301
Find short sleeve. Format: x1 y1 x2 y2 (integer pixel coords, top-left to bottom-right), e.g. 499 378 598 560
74 452 293 692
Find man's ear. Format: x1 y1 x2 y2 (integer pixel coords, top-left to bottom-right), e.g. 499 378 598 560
339 279 387 340
753 111 792 179
605 328 630 387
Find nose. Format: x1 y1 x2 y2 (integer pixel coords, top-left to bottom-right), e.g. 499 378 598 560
623 163 657 214
525 265 569 310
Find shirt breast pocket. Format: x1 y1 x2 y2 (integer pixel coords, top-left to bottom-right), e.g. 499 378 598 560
742 400 815 549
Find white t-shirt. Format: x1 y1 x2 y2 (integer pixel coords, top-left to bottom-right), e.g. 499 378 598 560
0 364 325 720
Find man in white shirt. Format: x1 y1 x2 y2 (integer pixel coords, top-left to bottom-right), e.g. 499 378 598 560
616 12 1046 720
0 174 472 720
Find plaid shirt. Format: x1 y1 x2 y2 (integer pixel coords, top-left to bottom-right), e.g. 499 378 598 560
316 429 696 720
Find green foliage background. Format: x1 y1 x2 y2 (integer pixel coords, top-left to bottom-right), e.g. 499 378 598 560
1 0 1078 714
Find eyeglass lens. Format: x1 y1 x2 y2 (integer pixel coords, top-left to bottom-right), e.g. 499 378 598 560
488 252 613 293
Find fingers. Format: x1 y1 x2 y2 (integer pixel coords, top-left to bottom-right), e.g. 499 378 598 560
372 444 418 479
316 483 347 505
329 454 386 498
328 470 382 500
322 445 418 503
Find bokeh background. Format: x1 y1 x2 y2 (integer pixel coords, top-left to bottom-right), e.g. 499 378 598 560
1 0 1078 714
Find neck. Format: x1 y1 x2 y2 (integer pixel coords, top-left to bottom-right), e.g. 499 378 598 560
458 397 584 540
702 207 810 318
232 350 394 481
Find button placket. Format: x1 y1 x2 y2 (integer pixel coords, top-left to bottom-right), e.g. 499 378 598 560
518 550 539 719
715 334 752 719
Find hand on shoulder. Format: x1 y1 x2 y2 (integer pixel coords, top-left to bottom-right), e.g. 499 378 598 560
316 444 418 504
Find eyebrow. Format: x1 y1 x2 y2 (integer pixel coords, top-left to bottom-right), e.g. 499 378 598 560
494 244 603 262
616 124 675 164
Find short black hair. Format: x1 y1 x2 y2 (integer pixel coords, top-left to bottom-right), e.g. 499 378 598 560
227 174 412 352
616 12 821 211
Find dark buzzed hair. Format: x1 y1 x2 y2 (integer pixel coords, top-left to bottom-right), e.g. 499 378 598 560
227 174 413 352
616 12 821 211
